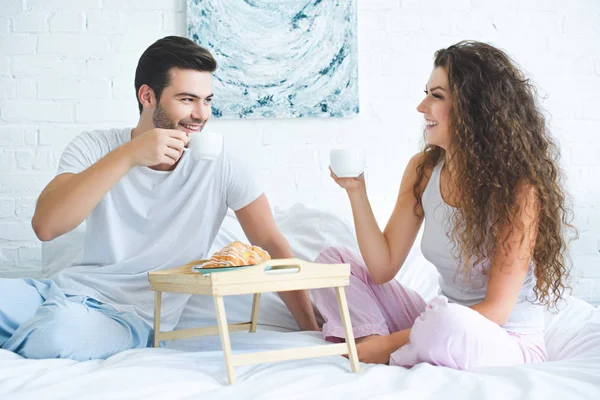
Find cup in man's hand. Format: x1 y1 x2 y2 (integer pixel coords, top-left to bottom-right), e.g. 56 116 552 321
329 148 366 178
188 131 223 160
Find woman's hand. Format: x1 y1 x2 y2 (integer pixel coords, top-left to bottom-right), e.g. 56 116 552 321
329 166 366 193
355 335 393 365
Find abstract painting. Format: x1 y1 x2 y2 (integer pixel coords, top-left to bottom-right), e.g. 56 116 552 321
187 0 359 119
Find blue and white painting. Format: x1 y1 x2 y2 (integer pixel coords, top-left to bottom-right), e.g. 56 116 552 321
187 0 359 119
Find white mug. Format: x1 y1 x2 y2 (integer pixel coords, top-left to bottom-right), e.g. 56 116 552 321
329 148 365 178
187 131 223 160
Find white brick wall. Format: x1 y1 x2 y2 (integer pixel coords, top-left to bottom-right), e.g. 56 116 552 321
0 0 599 304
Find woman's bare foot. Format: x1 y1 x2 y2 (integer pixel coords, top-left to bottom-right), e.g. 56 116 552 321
354 334 379 344
342 335 379 359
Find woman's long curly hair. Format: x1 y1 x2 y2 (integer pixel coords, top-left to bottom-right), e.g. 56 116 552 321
413 41 576 309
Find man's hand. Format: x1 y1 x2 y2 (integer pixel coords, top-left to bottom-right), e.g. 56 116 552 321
126 128 189 167
31 129 186 241
235 194 319 331
355 335 393 365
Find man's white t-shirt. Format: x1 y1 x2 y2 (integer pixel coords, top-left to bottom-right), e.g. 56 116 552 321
52 128 263 330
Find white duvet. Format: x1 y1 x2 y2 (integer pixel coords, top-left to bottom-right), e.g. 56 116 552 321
1 204 599 399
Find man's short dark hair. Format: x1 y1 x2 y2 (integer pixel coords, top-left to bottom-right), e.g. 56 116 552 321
134 36 217 113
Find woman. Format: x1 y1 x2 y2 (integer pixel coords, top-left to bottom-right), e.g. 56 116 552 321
313 41 575 369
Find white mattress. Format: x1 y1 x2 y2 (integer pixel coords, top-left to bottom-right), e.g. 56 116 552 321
1 296 599 400
2 204 600 399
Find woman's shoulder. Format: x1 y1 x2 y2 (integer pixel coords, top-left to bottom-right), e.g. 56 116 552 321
405 151 436 194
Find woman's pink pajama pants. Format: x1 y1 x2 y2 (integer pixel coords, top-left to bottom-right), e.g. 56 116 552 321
312 247 548 369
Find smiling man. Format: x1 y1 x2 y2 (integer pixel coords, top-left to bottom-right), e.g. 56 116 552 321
0 36 318 361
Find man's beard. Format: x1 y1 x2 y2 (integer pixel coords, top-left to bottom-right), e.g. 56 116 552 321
152 104 205 132
152 104 177 130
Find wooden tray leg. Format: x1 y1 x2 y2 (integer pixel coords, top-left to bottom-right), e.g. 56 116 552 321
250 293 261 333
214 295 236 384
335 286 360 373
153 291 162 347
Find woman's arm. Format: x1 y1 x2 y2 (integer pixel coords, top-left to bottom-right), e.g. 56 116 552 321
470 183 540 325
355 183 540 364
335 153 430 284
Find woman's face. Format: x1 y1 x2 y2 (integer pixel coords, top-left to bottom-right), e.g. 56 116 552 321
416 67 452 150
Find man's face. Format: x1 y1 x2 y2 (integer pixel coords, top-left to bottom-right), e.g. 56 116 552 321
152 68 214 139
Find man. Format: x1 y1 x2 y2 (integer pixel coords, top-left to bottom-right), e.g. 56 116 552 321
0 36 318 361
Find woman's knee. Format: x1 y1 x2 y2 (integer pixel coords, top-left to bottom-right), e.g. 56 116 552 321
315 246 353 263
408 297 481 369
315 246 370 276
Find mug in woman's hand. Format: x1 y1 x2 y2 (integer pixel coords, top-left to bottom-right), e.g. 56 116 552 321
329 148 366 178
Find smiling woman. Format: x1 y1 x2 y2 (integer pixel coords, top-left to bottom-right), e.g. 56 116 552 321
313 40 576 370
416 68 452 151
414 42 575 311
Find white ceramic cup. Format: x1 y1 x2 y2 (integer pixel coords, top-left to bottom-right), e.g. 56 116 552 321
329 148 366 178
187 131 223 160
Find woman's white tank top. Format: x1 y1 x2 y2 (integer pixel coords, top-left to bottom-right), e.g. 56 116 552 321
420 161 544 334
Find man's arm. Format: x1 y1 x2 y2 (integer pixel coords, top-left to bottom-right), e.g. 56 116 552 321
235 194 319 331
32 129 188 241
33 146 133 241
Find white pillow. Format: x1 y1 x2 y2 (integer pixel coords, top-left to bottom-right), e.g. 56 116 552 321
272 203 359 262
543 296 600 361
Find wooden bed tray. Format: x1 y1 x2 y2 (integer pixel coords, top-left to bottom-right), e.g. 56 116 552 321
148 258 360 384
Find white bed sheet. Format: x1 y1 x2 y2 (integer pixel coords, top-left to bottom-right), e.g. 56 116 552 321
1 296 599 400
2 204 600 399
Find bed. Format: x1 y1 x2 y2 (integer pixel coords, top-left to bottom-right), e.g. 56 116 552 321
1 204 599 399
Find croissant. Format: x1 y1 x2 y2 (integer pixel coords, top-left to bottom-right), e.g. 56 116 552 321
201 241 271 269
